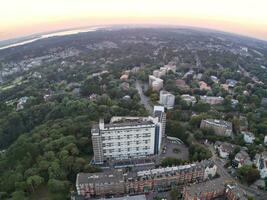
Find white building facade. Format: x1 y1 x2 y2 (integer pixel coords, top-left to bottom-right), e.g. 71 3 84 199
159 90 175 109
92 116 163 164
149 75 163 91
242 131 255 144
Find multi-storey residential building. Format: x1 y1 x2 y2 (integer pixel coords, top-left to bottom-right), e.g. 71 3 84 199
159 90 175 109
183 179 247 200
91 116 163 164
200 119 233 137
153 69 166 78
76 169 125 198
149 75 163 91
199 81 211 91
76 161 217 199
200 95 224 105
153 106 166 137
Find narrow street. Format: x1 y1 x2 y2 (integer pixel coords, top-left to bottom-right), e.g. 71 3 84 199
207 144 267 200
135 80 153 114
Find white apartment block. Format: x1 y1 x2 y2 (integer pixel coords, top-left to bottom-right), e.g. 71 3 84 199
159 90 175 109
153 69 166 78
149 75 163 91
91 116 163 164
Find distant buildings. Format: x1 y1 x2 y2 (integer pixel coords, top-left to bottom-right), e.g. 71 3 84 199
152 63 176 78
162 62 176 73
226 79 238 88
255 152 267 179
242 131 255 144
210 75 219 83
76 160 217 199
91 116 164 164
120 82 130 91
175 79 190 91
16 96 29 111
148 75 163 92
120 74 129 81
221 84 229 92
181 94 197 105
200 96 224 105
198 81 211 91
201 119 232 137
159 90 175 109
264 136 267 146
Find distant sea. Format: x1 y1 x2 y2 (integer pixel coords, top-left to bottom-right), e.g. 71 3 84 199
0 26 104 50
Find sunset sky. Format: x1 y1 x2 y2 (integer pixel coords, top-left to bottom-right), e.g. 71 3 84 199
1 0 267 41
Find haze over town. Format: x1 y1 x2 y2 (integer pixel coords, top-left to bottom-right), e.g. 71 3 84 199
1 0 267 41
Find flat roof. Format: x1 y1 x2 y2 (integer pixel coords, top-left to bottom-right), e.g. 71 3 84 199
99 195 146 200
77 170 124 185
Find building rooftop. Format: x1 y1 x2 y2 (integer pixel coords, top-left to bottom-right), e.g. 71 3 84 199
235 150 250 161
203 119 232 129
76 169 124 185
92 117 156 131
226 184 247 200
98 195 147 200
184 178 225 198
220 142 235 153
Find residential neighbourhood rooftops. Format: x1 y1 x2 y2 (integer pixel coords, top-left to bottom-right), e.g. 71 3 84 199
76 169 124 185
183 178 225 198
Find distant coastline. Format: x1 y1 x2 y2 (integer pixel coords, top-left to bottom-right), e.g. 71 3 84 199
0 26 104 50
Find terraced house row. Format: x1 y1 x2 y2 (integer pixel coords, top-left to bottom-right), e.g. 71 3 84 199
76 160 217 199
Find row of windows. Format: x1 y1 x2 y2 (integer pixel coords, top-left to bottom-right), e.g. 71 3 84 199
103 147 150 154
103 140 150 147
102 128 151 134
102 133 151 141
